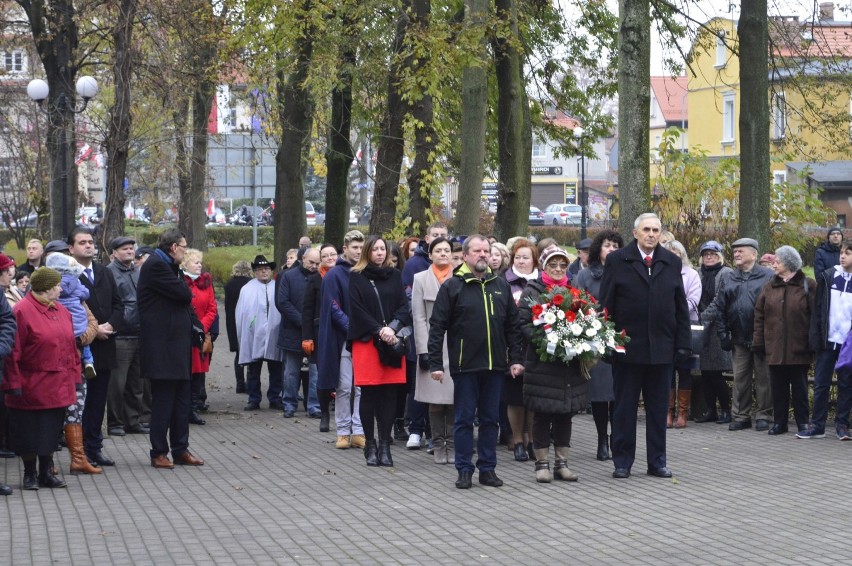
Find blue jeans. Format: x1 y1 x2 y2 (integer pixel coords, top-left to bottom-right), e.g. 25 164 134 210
811 348 840 430
245 360 283 405
453 370 502 474
283 351 319 414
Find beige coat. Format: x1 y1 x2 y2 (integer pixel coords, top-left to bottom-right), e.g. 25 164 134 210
412 268 454 404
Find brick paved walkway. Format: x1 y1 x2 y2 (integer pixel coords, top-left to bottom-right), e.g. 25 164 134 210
1 349 848 565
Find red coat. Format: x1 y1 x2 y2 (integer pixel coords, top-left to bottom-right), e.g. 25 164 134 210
2 293 80 410
184 272 218 374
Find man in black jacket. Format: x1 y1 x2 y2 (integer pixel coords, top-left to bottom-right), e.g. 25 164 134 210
68 227 124 468
428 235 524 489
600 213 691 479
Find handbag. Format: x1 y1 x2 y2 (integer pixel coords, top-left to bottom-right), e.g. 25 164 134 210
690 323 705 353
202 332 213 354
369 280 411 366
836 329 852 371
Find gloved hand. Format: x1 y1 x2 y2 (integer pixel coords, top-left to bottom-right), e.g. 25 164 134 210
719 335 733 351
419 354 430 371
301 340 315 356
676 349 693 365
751 344 765 360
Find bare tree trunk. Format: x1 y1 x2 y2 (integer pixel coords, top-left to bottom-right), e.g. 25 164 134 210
102 0 138 252
616 0 651 237
370 3 409 236
492 0 529 241
739 0 770 247
405 0 435 234
325 3 357 247
274 4 314 261
455 0 489 236
183 84 214 250
174 102 191 240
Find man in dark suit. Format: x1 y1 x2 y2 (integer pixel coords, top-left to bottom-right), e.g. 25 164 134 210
600 213 692 479
68 227 124 467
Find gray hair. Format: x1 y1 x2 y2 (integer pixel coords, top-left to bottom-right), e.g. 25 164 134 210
462 234 490 254
774 245 802 272
663 240 692 268
633 212 661 229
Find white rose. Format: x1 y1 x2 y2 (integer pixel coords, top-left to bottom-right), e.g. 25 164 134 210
591 320 602 331
571 323 583 336
547 332 559 343
585 327 596 337
544 312 557 324
556 310 565 320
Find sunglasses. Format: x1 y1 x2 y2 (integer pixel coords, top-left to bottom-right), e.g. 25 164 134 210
546 262 569 269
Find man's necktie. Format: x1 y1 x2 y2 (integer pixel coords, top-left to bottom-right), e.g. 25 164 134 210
85 268 94 284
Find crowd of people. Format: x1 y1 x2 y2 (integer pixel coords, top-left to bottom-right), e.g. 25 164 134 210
1 215 850 495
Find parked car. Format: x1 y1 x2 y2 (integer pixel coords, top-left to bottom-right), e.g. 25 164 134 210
529 206 545 226
543 203 582 226
305 201 316 226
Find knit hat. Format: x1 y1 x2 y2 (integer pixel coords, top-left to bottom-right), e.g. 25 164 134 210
30 267 62 292
540 247 571 269
828 226 843 237
0 253 14 272
760 253 776 264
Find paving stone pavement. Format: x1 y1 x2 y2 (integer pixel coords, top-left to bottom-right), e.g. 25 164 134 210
1 349 849 565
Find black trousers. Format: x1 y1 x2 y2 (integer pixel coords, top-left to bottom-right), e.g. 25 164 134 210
149 380 191 458
359 384 399 442
82 368 111 455
612 361 671 471
532 412 573 449
701 370 730 413
768 364 810 428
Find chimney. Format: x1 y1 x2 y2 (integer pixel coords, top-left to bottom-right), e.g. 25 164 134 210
820 2 834 21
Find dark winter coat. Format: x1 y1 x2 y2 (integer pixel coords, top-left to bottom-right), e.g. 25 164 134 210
79 262 124 371
106 259 140 336
301 272 322 363
427 263 524 375
753 270 815 366
224 275 252 352
0 292 17 381
599 241 691 365
697 264 733 372
276 264 312 353
572 262 614 401
814 241 840 276
573 262 603 299
713 264 774 345
348 265 410 342
317 257 353 390
517 279 588 414
138 249 194 381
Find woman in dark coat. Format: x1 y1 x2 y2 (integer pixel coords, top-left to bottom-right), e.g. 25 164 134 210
573 229 623 461
224 260 253 393
518 248 589 483
302 243 338 432
138 229 204 469
2 267 77 491
694 241 733 424
348 236 410 467
752 245 815 435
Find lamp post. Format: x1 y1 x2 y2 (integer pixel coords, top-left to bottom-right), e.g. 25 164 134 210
27 76 99 238
573 126 588 240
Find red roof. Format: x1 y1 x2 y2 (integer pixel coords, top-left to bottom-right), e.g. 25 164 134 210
650 76 687 123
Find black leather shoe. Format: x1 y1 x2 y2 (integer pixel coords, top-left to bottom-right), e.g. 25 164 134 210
647 466 673 478
22 471 38 490
755 419 770 432
269 401 285 411
596 438 611 461
87 450 115 467
244 402 260 411
319 413 330 432
767 424 788 435
393 419 408 441
235 382 247 394
729 420 752 431
0 483 11 495
513 443 529 462
38 472 67 489
364 440 378 466
694 411 718 423
716 411 732 424
377 441 393 467
455 470 473 489
612 468 630 479
189 411 206 425
479 471 503 487
126 424 149 434
108 426 126 436
282 410 295 418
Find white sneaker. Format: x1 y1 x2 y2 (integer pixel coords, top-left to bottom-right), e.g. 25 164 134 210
406 433 422 450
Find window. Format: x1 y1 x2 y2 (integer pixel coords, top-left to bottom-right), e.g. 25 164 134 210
838 214 846 229
722 92 735 144
3 50 23 73
773 171 787 184
772 93 786 140
715 32 726 67
0 160 11 190
532 139 547 159
650 93 657 118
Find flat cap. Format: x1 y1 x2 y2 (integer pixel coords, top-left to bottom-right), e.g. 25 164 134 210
109 236 136 251
44 240 69 254
731 237 759 251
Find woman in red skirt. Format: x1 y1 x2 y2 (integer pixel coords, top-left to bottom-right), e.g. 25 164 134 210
348 236 411 467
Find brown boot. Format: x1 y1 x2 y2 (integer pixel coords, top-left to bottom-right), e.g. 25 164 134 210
65 424 102 475
667 390 675 428
675 390 691 429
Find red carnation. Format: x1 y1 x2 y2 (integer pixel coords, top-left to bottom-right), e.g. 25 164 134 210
531 304 543 316
570 287 581 298
552 294 564 306
566 311 576 322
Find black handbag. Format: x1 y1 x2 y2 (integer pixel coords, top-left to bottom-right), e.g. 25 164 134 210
369 281 411 367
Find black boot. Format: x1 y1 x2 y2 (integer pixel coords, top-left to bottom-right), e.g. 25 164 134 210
393 419 407 441
22 457 38 490
695 410 718 423
596 436 611 461
38 456 66 489
189 410 206 425
716 411 732 424
319 413 330 433
364 439 378 466
235 377 246 394
378 440 393 467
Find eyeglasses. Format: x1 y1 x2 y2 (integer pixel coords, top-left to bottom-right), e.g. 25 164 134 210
175 243 187 249
546 262 569 269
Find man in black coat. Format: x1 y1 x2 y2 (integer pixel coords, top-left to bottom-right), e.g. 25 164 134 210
600 213 691 479
138 228 204 469
68 227 125 467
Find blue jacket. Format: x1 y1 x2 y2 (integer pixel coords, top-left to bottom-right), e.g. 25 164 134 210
276 264 312 353
317 257 352 390
814 241 840 276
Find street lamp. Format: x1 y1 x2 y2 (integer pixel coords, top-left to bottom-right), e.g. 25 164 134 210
27 76 99 238
573 126 587 240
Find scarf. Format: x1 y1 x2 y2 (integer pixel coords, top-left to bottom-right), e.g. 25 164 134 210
184 271 201 281
319 264 331 278
542 272 568 288
511 266 538 282
431 263 452 284
700 263 723 305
